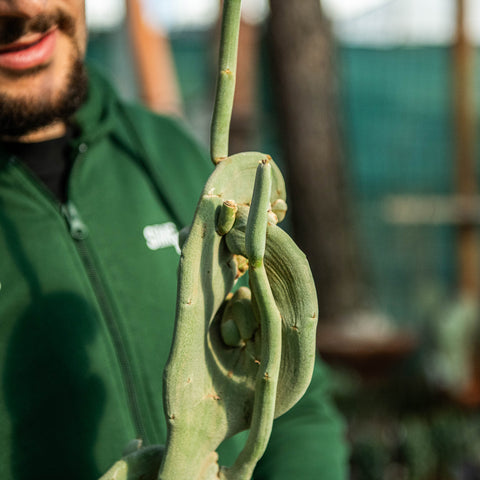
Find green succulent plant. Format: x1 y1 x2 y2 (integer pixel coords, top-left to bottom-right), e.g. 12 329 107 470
101 1 319 479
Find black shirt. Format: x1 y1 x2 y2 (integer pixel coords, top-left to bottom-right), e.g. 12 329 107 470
3 129 73 203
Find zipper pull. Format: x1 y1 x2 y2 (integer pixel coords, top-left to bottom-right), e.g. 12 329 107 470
62 202 89 240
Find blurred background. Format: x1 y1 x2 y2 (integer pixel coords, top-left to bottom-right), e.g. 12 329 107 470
85 1 480 478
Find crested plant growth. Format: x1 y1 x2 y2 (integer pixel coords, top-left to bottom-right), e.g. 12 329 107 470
101 1 320 478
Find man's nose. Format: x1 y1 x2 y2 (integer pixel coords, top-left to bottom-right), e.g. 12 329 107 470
0 0 48 18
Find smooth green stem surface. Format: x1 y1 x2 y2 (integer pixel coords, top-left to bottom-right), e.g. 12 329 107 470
245 159 271 267
210 0 242 164
222 161 282 480
216 200 238 235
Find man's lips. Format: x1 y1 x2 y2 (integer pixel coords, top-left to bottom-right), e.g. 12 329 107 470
0 29 57 71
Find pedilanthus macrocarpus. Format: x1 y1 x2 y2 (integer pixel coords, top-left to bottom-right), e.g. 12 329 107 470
100 1 319 479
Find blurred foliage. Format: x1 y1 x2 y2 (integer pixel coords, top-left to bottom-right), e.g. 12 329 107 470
330 360 480 480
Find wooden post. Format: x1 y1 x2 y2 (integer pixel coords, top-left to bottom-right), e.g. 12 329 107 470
126 0 183 116
453 0 479 298
268 0 366 322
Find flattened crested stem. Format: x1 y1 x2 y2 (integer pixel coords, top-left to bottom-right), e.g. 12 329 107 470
210 0 242 164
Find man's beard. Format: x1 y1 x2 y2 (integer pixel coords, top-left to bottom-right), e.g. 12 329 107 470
0 58 88 138
0 10 88 138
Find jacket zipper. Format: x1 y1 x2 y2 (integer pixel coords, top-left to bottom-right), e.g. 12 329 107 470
61 202 149 443
9 154 149 443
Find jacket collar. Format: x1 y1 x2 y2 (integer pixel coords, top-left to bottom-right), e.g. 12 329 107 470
70 63 119 147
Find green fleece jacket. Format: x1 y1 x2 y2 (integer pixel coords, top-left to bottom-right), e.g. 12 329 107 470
0 66 347 480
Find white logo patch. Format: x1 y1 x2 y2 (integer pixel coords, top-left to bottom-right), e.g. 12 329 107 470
143 222 181 254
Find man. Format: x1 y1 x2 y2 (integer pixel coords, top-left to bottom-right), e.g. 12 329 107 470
0 1 347 478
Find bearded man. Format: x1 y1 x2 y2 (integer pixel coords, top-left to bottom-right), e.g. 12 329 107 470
0 1 347 479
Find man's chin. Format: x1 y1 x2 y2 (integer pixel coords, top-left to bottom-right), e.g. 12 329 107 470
0 57 88 139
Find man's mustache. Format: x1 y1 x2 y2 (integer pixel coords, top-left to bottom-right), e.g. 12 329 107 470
0 11 75 46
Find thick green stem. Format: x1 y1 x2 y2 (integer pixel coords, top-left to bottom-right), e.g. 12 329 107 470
210 0 242 164
221 160 282 480
245 158 271 267
216 200 238 235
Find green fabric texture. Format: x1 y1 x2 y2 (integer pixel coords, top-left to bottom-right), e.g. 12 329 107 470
0 65 347 479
